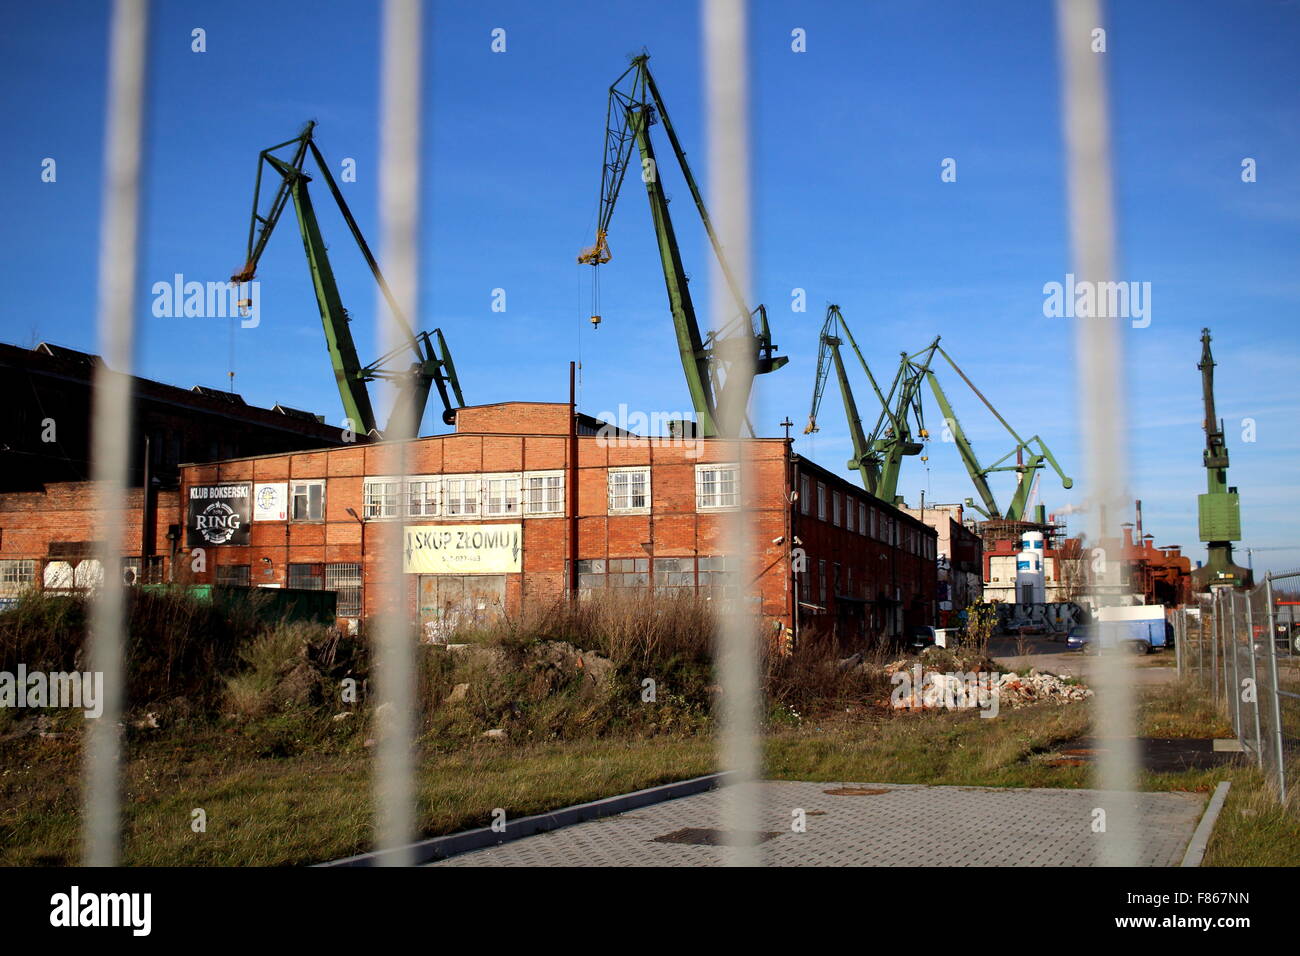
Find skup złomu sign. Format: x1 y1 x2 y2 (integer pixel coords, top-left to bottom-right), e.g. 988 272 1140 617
404 524 522 574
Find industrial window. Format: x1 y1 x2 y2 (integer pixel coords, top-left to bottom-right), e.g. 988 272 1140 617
608 467 650 513
443 476 481 517
832 491 841 527
524 472 564 515
833 562 841 596
697 555 737 597
818 559 827 606
364 478 402 519
483 474 521 517
654 557 695 592
800 475 810 515
288 563 324 591
846 566 854 597
291 480 324 521
695 464 738 510
0 559 36 598
817 482 826 520
576 557 648 593
215 564 250 587
869 507 878 539
846 499 855 533
859 503 867 536
325 562 362 617
408 478 439 517
798 564 811 603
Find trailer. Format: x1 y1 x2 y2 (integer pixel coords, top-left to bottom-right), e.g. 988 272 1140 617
1066 604 1171 654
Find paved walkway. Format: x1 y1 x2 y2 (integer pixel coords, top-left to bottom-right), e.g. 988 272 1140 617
429 781 1206 867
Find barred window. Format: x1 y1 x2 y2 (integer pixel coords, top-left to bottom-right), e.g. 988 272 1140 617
325 562 362 617
408 478 439 517
216 564 250 587
696 464 738 510
288 563 324 590
608 468 649 513
364 478 401 519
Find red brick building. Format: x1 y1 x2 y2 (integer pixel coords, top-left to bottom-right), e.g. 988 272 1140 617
0 402 937 646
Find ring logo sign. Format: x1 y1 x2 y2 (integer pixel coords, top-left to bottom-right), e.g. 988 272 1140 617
187 483 253 547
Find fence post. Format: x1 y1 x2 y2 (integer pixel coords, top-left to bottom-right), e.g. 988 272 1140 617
1263 574 1287 800
1227 593 1238 736
1211 589 1220 708
1244 587 1263 767
1174 609 1183 677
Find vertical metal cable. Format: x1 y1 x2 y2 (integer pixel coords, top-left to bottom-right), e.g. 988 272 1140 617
1055 0 1137 867
703 0 761 866
373 0 423 865
84 0 149 868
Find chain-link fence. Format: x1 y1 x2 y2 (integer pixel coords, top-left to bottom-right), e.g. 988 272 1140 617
1174 572 1300 800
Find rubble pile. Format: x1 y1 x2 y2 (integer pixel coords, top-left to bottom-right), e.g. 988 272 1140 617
993 670 1093 708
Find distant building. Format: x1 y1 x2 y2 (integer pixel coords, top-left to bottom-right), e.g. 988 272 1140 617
901 501 983 624
0 340 347 492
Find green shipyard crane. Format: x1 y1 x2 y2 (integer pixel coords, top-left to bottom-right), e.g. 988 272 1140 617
918 341 1073 521
577 53 787 438
805 310 1072 517
804 306 934 503
1192 328 1251 590
232 122 464 437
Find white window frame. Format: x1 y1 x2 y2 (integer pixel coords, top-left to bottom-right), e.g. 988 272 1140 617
290 479 325 522
695 463 739 511
405 476 440 518
483 473 522 517
442 475 481 517
363 476 403 520
608 466 650 514
858 502 867 536
524 471 565 517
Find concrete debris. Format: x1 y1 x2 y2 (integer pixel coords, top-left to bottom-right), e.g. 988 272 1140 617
447 682 470 703
995 671 1093 707
482 728 506 740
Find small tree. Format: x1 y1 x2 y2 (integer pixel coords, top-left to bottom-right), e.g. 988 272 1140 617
962 601 997 656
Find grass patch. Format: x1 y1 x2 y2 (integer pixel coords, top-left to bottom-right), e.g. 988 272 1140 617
0 728 714 866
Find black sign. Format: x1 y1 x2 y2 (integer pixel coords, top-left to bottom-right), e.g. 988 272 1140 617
186 483 252 547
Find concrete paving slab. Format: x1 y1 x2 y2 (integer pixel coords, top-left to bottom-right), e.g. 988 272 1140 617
429 780 1207 867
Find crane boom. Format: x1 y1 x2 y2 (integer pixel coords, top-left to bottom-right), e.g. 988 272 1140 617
578 53 786 437
805 306 929 503
233 122 464 436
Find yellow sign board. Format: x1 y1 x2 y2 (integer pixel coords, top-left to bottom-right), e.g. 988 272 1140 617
403 524 522 575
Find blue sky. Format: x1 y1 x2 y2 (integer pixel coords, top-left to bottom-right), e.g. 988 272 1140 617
2 0 1298 573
